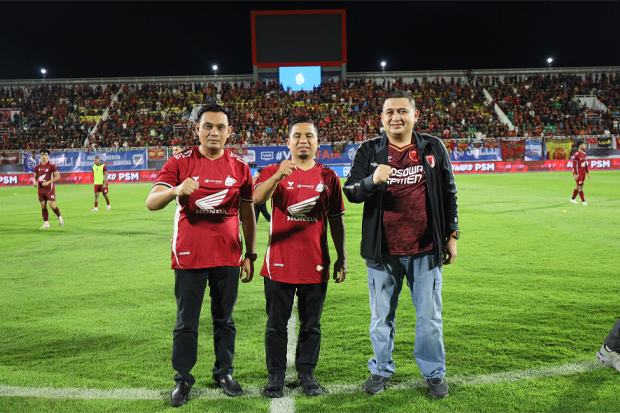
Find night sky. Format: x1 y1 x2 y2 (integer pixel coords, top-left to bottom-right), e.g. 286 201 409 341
2 1 619 80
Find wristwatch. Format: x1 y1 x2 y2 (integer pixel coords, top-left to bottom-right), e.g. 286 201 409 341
449 230 460 240
245 252 258 262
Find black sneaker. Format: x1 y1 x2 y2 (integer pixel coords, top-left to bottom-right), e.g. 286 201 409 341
263 373 285 398
217 374 243 397
298 372 323 396
170 381 191 407
425 377 449 399
363 374 391 395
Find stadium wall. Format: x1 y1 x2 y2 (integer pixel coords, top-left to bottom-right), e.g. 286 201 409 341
2 158 620 187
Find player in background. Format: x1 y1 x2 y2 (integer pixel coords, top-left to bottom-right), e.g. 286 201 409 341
91 156 111 211
253 168 271 223
33 149 64 228
172 143 186 156
146 104 256 407
253 117 346 398
570 140 590 205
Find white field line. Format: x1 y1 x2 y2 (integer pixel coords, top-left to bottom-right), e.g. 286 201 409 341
0 360 605 401
471 195 620 202
270 297 298 413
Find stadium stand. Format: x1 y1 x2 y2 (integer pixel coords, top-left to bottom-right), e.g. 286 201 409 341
1 71 618 151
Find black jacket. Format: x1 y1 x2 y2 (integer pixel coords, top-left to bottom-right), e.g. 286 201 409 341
343 131 459 269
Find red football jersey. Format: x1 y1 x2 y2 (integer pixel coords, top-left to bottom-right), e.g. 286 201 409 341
256 162 345 284
571 151 588 174
154 147 253 270
34 162 58 193
382 143 433 256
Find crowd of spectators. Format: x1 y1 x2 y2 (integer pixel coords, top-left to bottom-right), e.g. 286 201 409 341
1 71 618 151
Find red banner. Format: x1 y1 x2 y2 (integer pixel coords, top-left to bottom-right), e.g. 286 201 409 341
485 140 499 149
0 170 159 186
442 140 454 152
451 159 620 174
0 152 19 164
500 140 526 161
148 148 164 159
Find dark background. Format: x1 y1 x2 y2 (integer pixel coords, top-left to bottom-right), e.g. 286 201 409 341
1 1 619 80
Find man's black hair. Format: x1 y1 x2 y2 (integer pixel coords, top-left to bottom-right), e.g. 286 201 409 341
576 140 585 146
289 117 318 137
39 149 50 155
257 167 264 173
383 90 416 110
196 104 230 125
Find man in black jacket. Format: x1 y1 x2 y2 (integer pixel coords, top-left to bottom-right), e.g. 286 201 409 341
343 90 459 399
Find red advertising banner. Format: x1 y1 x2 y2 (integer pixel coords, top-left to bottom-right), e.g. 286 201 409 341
500 140 526 161
3 159 620 186
0 152 19 164
0 170 160 186
451 159 620 174
456 142 469 152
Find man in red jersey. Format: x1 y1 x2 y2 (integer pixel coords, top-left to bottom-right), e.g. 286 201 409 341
146 105 256 407
33 149 64 228
253 117 346 398
570 140 590 205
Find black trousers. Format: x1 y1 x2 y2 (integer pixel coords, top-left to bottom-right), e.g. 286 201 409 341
264 277 327 375
254 203 271 223
604 317 620 352
172 267 239 385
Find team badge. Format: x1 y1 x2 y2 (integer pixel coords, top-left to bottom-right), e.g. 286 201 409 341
426 155 436 168
409 149 419 163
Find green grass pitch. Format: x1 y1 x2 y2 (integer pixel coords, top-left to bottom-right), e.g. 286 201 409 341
1 171 619 412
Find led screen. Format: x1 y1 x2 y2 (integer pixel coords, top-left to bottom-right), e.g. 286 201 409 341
279 66 321 91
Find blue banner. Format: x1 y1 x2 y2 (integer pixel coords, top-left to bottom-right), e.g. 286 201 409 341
449 147 502 162
23 150 148 173
244 144 359 167
525 141 544 161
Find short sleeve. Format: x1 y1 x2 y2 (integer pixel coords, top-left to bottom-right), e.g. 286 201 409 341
51 164 58 173
103 165 108 172
327 170 345 217
154 156 180 188
239 164 254 202
254 164 278 189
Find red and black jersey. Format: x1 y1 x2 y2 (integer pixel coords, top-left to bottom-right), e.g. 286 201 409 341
154 147 253 270
382 142 433 256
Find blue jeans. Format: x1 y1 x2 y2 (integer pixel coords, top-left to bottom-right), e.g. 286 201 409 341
367 253 445 379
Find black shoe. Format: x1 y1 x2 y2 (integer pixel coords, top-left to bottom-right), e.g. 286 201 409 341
263 373 285 398
217 374 243 397
298 372 323 396
170 381 191 407
426 377 449 399
363 374 391 395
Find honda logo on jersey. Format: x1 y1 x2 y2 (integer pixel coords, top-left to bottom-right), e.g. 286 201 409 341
287 195 319 222
195 189 228 214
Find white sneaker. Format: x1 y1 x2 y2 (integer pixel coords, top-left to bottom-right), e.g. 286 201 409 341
106 205 111 210
570 199 579 204
90 207 98 212
582 201 588 206
58 216 64 227
40 221 50 229
596 345 620 373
